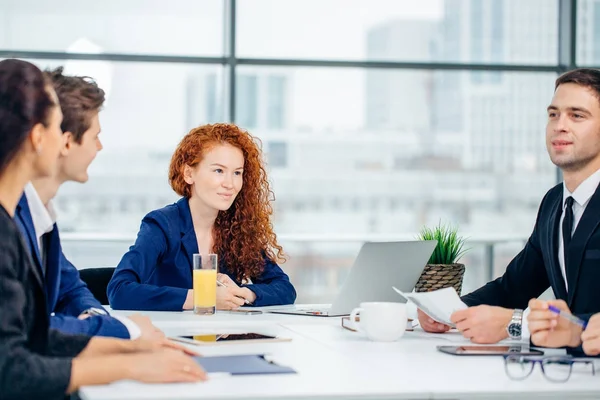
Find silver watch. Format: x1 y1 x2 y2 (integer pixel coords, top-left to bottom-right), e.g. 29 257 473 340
506 309 523 340
81 307 108 317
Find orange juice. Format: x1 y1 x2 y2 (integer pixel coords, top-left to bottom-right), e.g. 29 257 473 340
193 334 217 342
193 269 217 314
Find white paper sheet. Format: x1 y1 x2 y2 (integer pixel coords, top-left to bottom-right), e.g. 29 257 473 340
392 286 468 327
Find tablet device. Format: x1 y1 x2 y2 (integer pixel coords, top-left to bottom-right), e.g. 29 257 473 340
171 333 291 345
218 309 262 315
437 345 544 356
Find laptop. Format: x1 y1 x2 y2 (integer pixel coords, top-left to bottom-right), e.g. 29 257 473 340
268 240 437 317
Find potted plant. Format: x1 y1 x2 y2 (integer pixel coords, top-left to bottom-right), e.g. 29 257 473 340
415 222 469 294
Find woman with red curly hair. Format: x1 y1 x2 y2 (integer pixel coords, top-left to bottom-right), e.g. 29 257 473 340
107 123 296 311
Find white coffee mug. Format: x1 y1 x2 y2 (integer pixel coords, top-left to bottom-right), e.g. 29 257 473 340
348 302 407 342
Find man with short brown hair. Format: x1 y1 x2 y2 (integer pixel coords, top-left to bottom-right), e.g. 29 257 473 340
15 66 162 339
419 68 600 354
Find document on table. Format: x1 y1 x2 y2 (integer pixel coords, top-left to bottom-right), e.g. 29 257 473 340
392 286 467 327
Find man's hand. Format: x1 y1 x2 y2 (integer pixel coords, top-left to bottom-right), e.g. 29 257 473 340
581 313 600 356
417 309 451 333
528 299 582 348
451 305 513 344
128 314 166 341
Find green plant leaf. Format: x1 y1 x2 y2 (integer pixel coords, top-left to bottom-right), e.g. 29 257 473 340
416 221 469 264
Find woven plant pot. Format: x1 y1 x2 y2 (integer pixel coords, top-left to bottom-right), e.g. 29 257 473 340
414 263 465 295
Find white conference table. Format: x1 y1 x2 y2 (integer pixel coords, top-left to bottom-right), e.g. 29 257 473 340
79 305 600 400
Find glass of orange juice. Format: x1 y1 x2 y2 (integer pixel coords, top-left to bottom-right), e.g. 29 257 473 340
193 253 217 315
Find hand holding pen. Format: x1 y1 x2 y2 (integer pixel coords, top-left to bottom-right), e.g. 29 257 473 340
217 279 251 305
528 299 585 349
547 304 587 329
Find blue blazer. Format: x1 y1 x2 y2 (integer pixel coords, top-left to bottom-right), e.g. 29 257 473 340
107 198 296 311
15 194 129 338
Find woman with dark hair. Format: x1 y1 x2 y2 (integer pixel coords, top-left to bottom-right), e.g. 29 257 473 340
0 59 206 400
108 123 296 311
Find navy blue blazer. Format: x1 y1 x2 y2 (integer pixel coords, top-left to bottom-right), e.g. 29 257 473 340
463 182 600 325
15 194 129 338
107 198 296 311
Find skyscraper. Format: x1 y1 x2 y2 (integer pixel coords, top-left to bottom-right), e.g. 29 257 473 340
236 70 291 131
578 0 600 65
365 20 437 134
434 0 557 173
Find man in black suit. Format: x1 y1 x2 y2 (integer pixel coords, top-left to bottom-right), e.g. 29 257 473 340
418 68 600 348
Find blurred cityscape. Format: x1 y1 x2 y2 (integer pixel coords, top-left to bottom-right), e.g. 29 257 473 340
2 0 600 302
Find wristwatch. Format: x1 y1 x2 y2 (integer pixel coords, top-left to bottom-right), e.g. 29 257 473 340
80 307 108 317
506 309 523 340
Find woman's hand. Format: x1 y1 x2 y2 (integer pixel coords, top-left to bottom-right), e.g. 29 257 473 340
216 286 246 310
68 343 205 392
133 337 201 357
182 289 194 310
216 273 256 309
124 349 207 383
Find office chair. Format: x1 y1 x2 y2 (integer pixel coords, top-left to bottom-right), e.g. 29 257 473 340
79 267 116 306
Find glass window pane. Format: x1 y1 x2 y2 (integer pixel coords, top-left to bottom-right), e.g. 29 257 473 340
237 0 558 64
232 67 556 301
20 59 224 237
577 0 600 66
235 66 555 298
0 0 224 56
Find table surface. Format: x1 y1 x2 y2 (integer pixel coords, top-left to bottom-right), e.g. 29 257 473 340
79 305 600 400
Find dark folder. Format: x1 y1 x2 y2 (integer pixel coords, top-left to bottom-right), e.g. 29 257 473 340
194 354 296 375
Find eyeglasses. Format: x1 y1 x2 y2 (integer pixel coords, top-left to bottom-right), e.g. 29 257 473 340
504 355 596 383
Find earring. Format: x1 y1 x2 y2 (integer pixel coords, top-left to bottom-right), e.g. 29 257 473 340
36 146 42 155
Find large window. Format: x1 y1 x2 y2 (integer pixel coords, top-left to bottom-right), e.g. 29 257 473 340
26 59 225 234
238 67 555 235
0 0 589 303
237 0 558 64
577 0 600 65
0 0 224 56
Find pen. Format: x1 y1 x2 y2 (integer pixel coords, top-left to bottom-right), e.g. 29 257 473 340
548 305 588 329
217 279 251 305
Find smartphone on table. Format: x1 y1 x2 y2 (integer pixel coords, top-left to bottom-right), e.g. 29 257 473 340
437 345 544 356
218 309 262 315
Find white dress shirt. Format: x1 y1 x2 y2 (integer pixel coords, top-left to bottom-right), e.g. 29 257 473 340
24 183 55 269
521 168 600 339
557 168 600 291
23 183 141 339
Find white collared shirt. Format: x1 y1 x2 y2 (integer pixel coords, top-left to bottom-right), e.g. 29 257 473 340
23 183 141 340
23 183 56 268
558 168 600 292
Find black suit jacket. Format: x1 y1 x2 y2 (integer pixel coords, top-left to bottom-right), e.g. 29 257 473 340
462 182 600 323
0 206 90 400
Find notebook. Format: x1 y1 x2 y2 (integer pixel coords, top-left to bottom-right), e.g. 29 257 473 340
194 354 296 375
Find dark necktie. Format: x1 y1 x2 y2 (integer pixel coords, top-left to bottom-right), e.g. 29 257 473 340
562 196 574 267
40 230 53 275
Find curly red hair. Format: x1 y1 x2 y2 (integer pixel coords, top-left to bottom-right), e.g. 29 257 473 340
169 123 285 281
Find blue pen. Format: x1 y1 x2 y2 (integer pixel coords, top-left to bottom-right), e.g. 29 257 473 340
548 305 588 329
